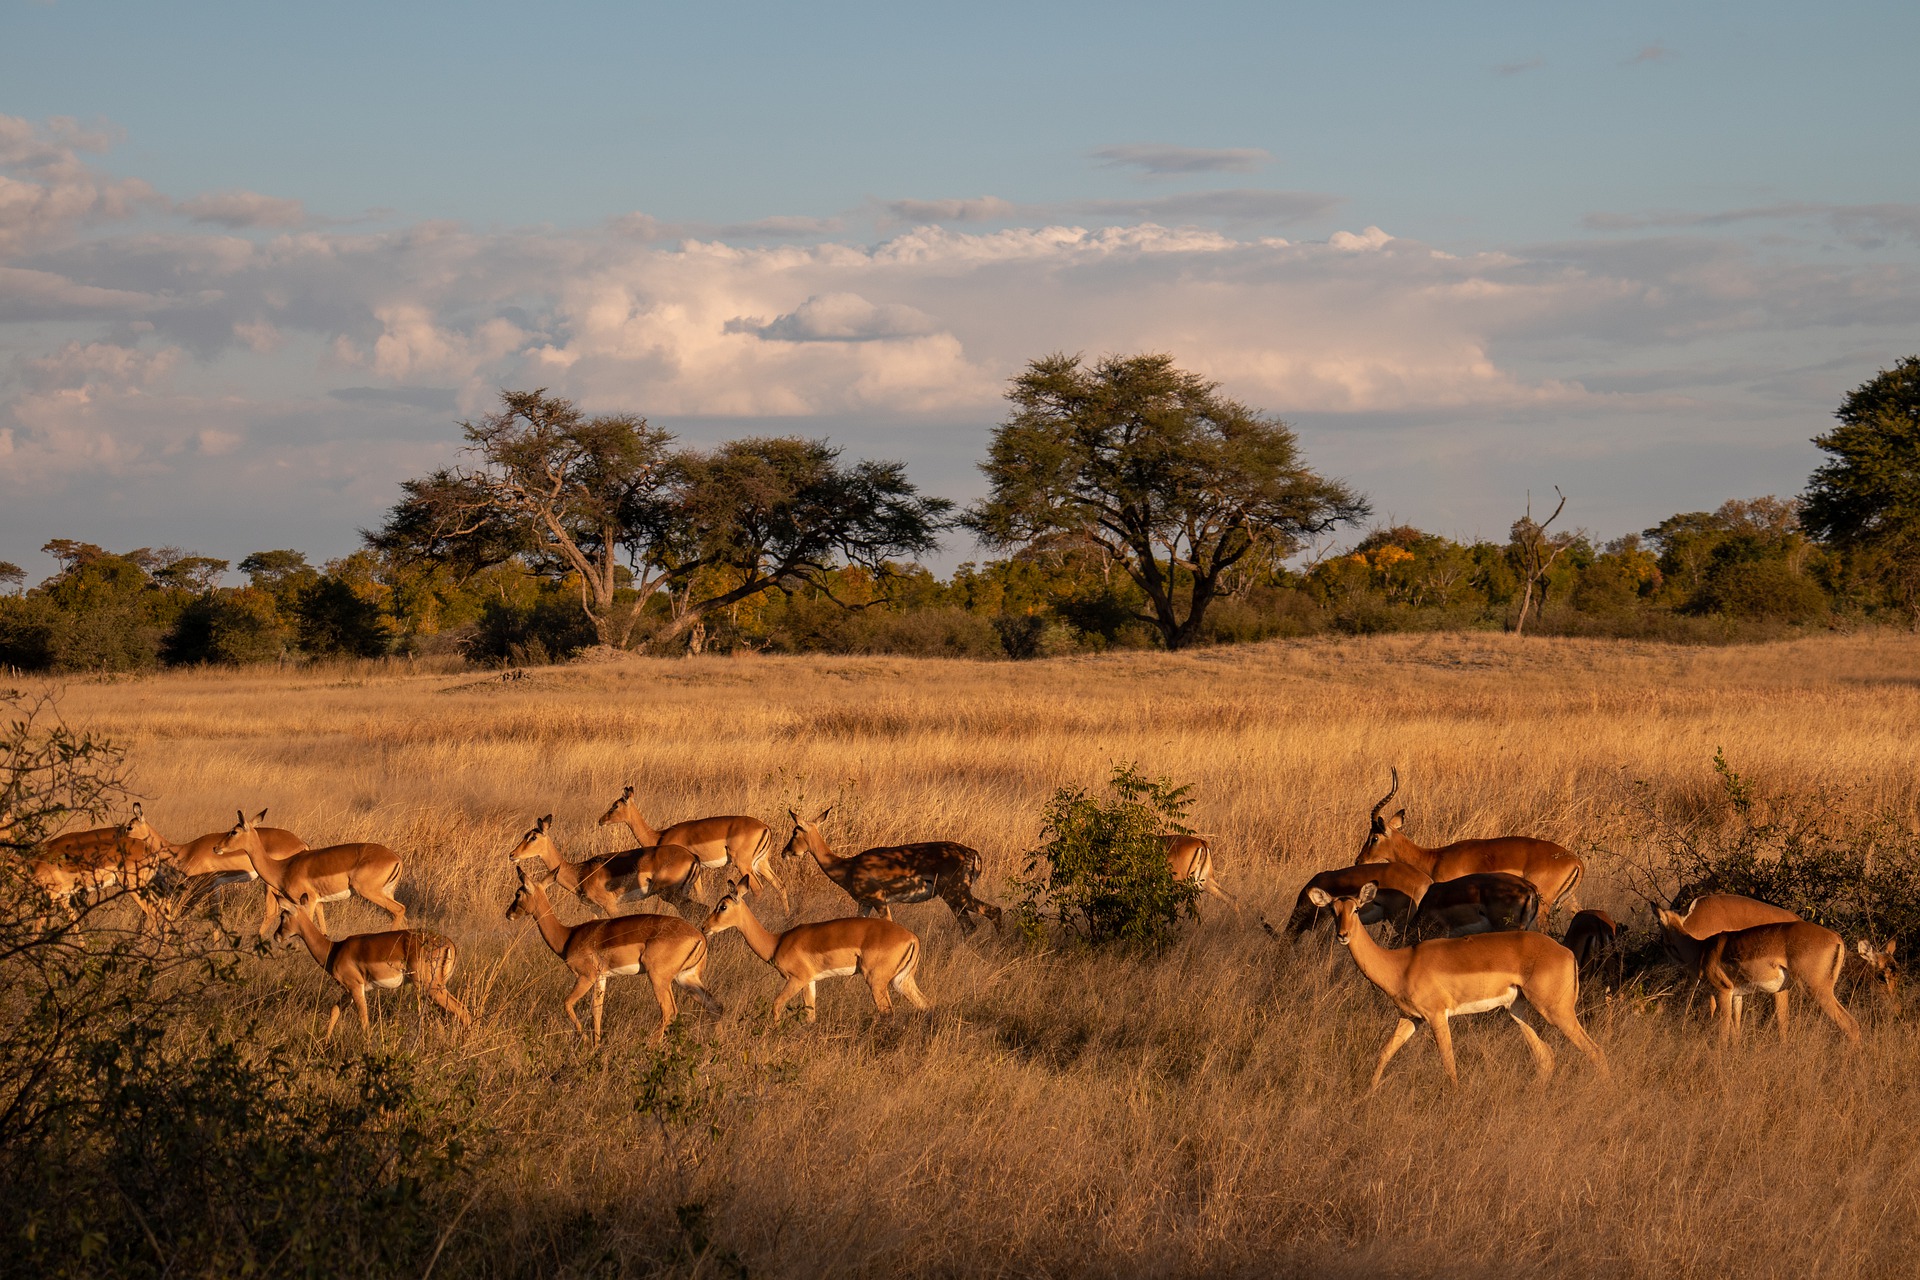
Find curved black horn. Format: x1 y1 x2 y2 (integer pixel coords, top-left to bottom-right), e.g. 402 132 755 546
1369 768 1400 823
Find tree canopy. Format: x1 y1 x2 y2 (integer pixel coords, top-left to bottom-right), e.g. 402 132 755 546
964 352 1369 649
1802 356 1920 624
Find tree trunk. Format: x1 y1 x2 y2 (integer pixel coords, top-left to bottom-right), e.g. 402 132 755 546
1513 577 1535 636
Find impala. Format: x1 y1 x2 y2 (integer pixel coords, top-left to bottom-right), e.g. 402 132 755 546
1309 882 1608 1090
1562 909 1620 988
508 815 701 916
504 868 722 1043
1284 861 1433 938
28 802 178 929
1653 908 1859 1045
702 887 927 1022
1159 834 1237 912
271 900 471 1039
1356 770 1585 921
598 784 787 911
174 808 308 885
1410 871 1541 939
1846 939 1900 1009
782 808 1002 932
1670 892 1799 939
213 810 407 938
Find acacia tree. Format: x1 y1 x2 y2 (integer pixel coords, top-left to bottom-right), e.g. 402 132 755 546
1802 357 1920 627
368 389 674 649
653 437 952 652
964 353 1368 650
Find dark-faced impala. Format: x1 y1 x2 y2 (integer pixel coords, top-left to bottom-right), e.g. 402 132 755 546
782 808 1002 933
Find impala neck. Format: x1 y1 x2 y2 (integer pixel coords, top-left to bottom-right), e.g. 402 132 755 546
520 881 575 959
800 825 841 870
1379 831 1435 875
1339 906 1413 997
726 901 782 966
239 835 284 890
617 807 663 847
284 907 336 971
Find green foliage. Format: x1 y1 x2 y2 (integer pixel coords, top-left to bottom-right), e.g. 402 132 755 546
166 586 289 665
1630 751 1920 957
1015 763 1200 950
296 575 391 658
1803 355 1920 624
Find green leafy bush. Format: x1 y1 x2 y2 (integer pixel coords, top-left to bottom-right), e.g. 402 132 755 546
1015 763 1200 950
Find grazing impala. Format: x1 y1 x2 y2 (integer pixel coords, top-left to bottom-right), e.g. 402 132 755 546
1654 908 1859 1045
1285 862 1433 938
598 785 786 911
271 900 470 1039
702 887 927 1022
504 868 722 1043
214 810 406 938
1846 939 1900 1009
1159 834 1237 912
508 815 701 916
1411 872 1541 939
1562 910 1621 990
28 803 178 929
1309 882 1608 1090
782 808 1002 932
1670 892 1798 939
174 809 308 885
1356 770 1585 921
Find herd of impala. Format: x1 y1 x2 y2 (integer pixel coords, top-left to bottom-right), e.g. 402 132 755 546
9 769 1902 1088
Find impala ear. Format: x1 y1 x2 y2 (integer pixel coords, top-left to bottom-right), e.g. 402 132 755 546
253 807 268 824
1887 939 1899 957
1307 887 1333 907
131 802 144 820
1356 882 1378 907
1858 939 1874 958
235 808 247 829
621 784 634 800
788 807 800 822
1387 809 1405 831
538 813 553 831
816 805 833 822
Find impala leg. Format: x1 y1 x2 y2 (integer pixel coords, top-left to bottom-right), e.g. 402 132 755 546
750 857 790 913
649 971 679 1044
1774 989 1792 1044
362 885 406 928
893 970 930 1011
1430 1014 1460 1085
1369 1018 1420 1094
592 977 609 1045
326 1004 344 1040
426 984 472 1028
1533 995 1610 1080
351 985 372 1036
803 981 818 1023
674 971 724 1017
771 976 809 1025
867 970 895 1015
562 974 595 1040
1808 984 1861 1045
1507 1011 1557 1079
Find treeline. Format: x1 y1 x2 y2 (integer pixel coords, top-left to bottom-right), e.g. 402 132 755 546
1 353 1915 671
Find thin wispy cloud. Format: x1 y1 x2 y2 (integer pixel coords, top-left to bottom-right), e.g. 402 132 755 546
1626 43 1671 65
1493 57 1544 77
1584 201 1920 245
177 189 306 229
884 196 1015 224
1070 188 1341 225
1091 144 1272 177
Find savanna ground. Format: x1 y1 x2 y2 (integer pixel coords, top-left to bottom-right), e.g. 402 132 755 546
42 630 1920 1277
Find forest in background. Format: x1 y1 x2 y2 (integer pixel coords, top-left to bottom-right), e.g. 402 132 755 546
2 352 1915 672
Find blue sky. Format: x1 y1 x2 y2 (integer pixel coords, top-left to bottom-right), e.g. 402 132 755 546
4 1 1919 577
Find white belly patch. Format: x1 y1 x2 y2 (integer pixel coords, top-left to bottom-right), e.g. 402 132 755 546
1451 989 1520 1017
319 889 351 903
608 961 641 976
372 974 405 990
813 965 858 980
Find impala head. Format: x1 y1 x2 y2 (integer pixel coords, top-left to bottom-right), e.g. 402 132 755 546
508 814 557 863
1855 938 1901 1004
504 865 545 922
1650 903 1705 967
597 784 638 829
781 806 833 859
701 887 752 938
211 807 264 857
267 892 313 949
1307 881 1377 946
1357 769 1406 861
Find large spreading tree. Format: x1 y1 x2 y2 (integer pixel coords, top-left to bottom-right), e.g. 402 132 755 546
370 389 950 650
964 353 1369 649
1802 356 1920 626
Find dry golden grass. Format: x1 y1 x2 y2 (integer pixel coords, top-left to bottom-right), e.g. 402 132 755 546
44 630 1920 1277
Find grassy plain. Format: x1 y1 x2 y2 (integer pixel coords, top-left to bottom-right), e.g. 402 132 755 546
49 630 1920 1278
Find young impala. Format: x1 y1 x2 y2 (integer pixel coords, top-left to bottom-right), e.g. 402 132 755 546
701 887 927 1023
214 810 407 938
504 868 722 1043
1356 770 1585 921
782 808 1002 933
1310 882 1608 1090
1654 908 1860 1045
598 785 787 911
508 814 701 916
1562 909 1621 991
271 899 471 1040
